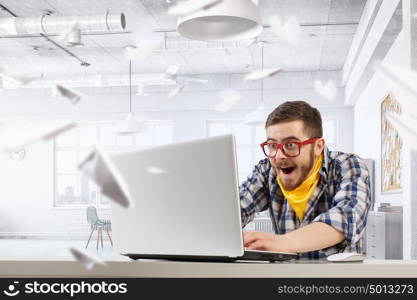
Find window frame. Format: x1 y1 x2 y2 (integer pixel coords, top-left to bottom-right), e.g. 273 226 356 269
52 120 173 210
206 119 268 218
205 119 265 182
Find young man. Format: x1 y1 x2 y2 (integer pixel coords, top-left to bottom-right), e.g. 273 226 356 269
240 101 371 258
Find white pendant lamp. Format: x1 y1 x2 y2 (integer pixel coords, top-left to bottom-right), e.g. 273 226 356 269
115 112 146 135
177 0 263 41
115 60 146 135
244 46 270 125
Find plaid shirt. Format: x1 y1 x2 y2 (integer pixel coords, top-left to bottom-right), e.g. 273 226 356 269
240 147 371 259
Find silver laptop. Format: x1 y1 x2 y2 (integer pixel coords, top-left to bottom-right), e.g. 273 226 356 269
110 134 298 262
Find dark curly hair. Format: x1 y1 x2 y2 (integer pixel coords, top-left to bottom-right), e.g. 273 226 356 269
265 101 323 138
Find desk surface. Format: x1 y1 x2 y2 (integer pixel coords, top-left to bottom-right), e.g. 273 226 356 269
1 258 417 278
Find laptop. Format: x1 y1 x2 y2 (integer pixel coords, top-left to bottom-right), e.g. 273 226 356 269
110 134 298 262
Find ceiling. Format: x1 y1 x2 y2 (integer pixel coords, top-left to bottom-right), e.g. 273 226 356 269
0 0 367 84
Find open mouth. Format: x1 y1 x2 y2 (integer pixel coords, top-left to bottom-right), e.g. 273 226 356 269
280 167 295 175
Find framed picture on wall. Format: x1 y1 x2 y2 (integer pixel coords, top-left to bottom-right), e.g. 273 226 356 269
381 93 402 193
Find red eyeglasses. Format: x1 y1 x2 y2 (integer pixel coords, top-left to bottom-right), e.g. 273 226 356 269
260 138 320 158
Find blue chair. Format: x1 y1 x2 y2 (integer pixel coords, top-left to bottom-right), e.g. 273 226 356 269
85 206 113 250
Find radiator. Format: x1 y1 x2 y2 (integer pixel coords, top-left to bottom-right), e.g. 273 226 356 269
244 217 275 233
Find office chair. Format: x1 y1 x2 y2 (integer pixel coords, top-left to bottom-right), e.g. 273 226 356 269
85 206 113 250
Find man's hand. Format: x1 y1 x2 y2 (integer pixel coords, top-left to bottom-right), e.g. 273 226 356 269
243 231 293 252
243 222 345 253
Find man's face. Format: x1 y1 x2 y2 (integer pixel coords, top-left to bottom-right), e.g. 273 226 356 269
265 120 323 190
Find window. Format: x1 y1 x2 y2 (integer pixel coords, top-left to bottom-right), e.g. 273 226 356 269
322 117 339 150
206 120 266 184
207 120 268 218
54 121 173 208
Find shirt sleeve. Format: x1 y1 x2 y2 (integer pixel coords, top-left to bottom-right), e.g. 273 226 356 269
239 159 271 227
312 154 371 252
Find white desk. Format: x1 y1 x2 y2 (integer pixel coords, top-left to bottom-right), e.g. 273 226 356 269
1 258 417 277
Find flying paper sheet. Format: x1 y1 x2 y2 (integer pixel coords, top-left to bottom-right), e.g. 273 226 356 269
244 68 281 81
53 84 84 105
126 28 164 63
9 148 26 161
166 65 179 76
124 44 160 62
215 101 237 113
219 88 242 103
374 61 417 117
314 80 337 102
269 15 301 46
385 112 417 150
0 121 76 152
69 247 106 271
168 0 223 16
215 88 242 112
0 69 34 88
78 145 133 209
57 23 80 45
168 84 184 98
58 23 77 41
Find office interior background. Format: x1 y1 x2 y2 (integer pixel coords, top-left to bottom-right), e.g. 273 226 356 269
0 0 415 260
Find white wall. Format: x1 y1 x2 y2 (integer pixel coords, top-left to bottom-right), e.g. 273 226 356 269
353 32 405 207
0 73 353 238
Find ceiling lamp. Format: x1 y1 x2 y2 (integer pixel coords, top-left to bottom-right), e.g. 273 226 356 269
244 45 270 126
114 60 146 135
115 112 146 135
177 0 262 41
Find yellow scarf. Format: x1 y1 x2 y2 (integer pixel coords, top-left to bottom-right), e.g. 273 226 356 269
277 154 323 221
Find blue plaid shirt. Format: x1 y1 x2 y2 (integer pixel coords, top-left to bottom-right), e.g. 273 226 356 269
240 147 371 258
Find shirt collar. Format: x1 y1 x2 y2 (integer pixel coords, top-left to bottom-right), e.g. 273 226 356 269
320 146 331 183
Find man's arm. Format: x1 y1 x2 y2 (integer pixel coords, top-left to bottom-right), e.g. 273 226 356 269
243 222 345 253
240 159 271 227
